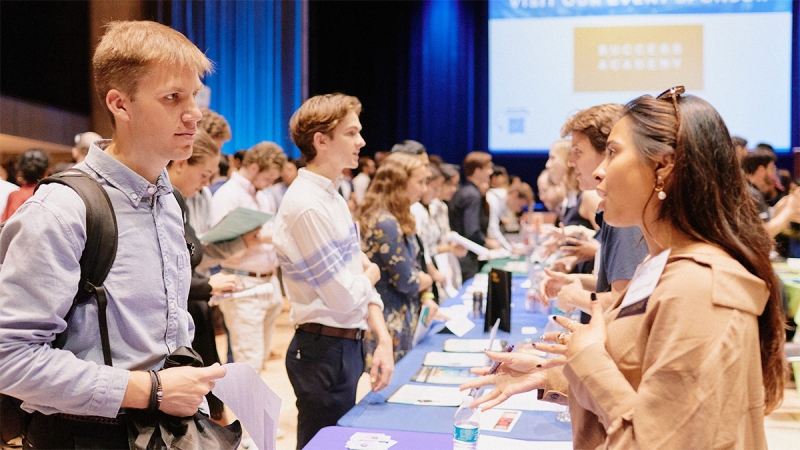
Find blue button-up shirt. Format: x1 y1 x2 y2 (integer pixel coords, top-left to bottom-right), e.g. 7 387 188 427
0 142 192 417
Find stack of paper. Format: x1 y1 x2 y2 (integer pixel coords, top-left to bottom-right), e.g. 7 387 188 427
346 432 397 450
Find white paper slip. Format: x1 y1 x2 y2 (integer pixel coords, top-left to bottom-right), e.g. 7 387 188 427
199 207 272 243
444 314 476 337
387 384 465 406
520 326 538 335
423 351 488 367
433 253 460 299
438 304 471 319
212 363 281 450
480 409 522 433
496 390 566 412
478 435 572 449
443 339 503 353
346 432 397 450
447 231 490 258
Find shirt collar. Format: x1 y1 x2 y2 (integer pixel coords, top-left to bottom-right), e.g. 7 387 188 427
230 171 257 196
297 168 337 196
82 140 173 208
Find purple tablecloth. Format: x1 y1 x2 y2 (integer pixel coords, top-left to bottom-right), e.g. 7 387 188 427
304 426 452 450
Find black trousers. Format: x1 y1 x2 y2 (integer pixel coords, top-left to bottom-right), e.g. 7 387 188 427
23 412 128 449
285 329 364 450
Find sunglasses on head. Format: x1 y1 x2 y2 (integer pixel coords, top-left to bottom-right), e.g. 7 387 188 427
656 86 685 126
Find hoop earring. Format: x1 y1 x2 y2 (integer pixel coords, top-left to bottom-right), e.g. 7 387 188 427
654 176 666 200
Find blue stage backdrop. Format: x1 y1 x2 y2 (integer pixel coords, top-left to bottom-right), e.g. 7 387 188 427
403 0 488 161
164 0 306 157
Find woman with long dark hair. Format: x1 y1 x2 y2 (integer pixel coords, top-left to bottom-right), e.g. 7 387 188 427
464 89 785 448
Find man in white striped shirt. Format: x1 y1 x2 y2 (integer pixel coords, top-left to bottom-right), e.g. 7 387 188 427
273 94 394 449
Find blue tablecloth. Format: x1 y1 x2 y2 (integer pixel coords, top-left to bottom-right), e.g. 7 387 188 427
337 275 573 442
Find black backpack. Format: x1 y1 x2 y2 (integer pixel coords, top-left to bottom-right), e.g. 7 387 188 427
0 169 118 445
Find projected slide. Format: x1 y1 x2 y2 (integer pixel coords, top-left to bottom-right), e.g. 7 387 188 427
489 0 793 153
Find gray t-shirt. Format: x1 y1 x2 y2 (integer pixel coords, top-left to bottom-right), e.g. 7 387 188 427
595 212 649 293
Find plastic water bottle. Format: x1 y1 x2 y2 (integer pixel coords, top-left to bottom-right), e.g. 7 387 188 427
453 395 480 449
525 260 546 313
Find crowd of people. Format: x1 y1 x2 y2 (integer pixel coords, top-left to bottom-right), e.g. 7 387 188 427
0 18 792 450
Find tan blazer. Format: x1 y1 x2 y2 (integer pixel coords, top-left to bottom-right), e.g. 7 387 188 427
545 244 770 449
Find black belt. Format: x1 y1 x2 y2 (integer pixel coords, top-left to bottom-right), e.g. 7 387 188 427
221 268 273 278
297 323 364 340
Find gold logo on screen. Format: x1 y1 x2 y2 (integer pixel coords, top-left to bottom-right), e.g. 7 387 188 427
574 25 703 92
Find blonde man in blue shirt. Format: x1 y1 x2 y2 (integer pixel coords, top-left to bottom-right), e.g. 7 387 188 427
0 21 226 448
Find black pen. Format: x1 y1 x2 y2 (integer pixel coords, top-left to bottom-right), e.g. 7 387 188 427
469 344 515 397
487 344 515 375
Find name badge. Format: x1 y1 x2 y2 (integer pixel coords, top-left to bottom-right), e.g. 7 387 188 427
616 249 670 318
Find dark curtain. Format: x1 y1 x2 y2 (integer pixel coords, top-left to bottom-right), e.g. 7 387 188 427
404 0 488 161
309 0 489 167
164 0 306 157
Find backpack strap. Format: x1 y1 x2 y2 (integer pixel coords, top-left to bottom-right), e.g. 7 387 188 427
36 169 118 366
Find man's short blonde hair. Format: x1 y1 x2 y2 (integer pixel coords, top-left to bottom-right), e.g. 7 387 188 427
243 142 287 173
289 93 362 162
92 20 212 127
198 109 232 143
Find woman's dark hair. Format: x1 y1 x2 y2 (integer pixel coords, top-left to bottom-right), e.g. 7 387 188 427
622 94 785 412
18 149 50 184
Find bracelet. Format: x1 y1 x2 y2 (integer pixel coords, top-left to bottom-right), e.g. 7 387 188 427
148 370 158 412
154 370 163 410
421 292 435 301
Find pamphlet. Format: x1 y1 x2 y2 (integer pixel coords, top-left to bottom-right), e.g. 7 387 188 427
212 363 281 450
387 384 465 407
481 409 522 433
199 207 272 243
412 304 433 347
412 366 476 385
443 339 504 353
422 351 488 367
